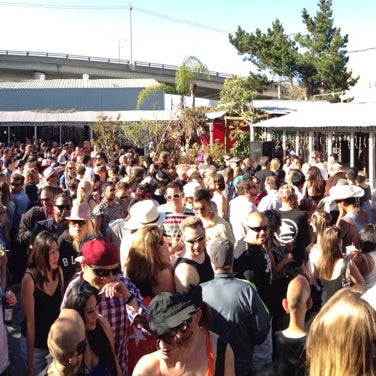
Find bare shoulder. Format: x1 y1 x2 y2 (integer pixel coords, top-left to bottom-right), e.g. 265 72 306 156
132 352 160 376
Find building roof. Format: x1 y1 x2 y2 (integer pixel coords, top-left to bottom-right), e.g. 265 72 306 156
256 101 376 130
0 110 178 124
0 78 159 89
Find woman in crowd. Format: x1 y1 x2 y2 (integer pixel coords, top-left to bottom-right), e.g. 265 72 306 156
63 280 121 375
316 226 365 306
303 166 325 206
306 288 376 376
57 203 94 286
125 224 175 301
304 209 332 313
354 224 376 290
21 231 64 374
73 180 97 212
270 158 281 174
204 172 228 220
59 161 77 193
263 209 294 326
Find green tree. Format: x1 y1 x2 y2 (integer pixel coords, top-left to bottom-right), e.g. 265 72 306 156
137 56 209 109
229 0 358 100
92 113 122 163
295 0 358 99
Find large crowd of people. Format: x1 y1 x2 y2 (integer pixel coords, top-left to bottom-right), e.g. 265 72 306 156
0 139 376 375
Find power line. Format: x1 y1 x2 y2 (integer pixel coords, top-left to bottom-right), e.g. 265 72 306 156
0 2 231 34
348 46 376 53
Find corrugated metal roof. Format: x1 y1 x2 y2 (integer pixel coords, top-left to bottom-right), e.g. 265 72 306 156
257 102 376 129
0 78 159 89
0 110 178 123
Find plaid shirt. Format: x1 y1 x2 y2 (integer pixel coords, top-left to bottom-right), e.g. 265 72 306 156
62 275 147 376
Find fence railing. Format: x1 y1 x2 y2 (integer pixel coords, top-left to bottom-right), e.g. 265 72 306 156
0 50 234 79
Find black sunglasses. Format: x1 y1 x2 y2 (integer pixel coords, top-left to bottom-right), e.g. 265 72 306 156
87 264 122 277
184 234 205 244
69 220 86 226
55 204 71 210
247 225 268 233
159 317 193 343
65 339 87 364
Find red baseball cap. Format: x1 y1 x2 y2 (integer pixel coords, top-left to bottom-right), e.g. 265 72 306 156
81 239 119 266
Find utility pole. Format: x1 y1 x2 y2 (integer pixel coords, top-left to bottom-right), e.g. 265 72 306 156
129 2 133 65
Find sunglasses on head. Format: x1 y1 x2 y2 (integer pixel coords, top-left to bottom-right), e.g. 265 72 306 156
247 225 268 233
55 204 71 211
87 264 122 277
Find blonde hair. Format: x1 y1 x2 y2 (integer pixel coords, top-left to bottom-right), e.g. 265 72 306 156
76 180 93 204
270 158 281 172
306 288 376 376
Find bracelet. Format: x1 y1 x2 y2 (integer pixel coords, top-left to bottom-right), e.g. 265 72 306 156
124 293 135 305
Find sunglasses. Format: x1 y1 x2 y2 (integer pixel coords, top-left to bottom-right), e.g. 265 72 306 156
11 182 21 187
247 225 268 233
159 316 193 343
0 210 6 214
119 196 129 200
69 220 87 227
68 167 75 170
87 264 122 277
55 204 71 211
166 193 183 200
65 339 87 364
184 234 205 244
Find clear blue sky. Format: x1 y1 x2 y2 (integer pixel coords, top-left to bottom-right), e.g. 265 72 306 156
0 0 375 77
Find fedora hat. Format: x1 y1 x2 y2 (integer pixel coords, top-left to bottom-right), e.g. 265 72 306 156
126 200 165 230
325 184 364 203
65 203 91 221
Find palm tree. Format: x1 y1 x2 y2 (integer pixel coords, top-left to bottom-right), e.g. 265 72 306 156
137 55 209 109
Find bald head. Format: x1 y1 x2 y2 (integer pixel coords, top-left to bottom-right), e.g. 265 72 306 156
286 275 311 310
48 309 86 366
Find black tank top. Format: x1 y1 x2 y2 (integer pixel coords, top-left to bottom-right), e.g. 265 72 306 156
21 271 62 349
175 251 214 284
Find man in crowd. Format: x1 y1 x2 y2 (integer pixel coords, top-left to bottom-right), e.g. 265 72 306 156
255 156 274 192
228 177 258 258
174 216 214 292
29 193 72 244
62 238 147 375
234 211 273 314
92 181 125 236
202 237 271 376
192 188 234 245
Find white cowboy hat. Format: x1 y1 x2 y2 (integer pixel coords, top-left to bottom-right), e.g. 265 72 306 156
324 184 364 202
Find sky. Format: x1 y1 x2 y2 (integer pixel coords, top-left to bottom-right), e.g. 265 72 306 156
0 0 375 80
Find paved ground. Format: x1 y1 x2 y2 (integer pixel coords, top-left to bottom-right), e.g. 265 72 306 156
7 283 27 375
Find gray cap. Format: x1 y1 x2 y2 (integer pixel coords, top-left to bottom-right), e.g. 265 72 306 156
207 237 233 270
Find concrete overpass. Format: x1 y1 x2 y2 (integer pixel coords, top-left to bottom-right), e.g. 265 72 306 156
0 50 234 100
